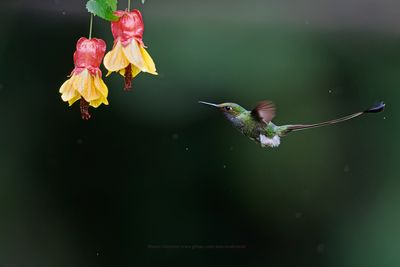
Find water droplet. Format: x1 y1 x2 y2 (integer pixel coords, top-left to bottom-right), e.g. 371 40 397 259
172 133 179 140
77 138 83 145
328 90 332 94
295 212 302 219
223 165 227 169
316 243 325 253
185 147 189 151
96 252 99 256
383 116 386 120
61 11 66 15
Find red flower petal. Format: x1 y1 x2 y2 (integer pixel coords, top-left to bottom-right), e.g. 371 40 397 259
73 37 106 70
111 10 144 47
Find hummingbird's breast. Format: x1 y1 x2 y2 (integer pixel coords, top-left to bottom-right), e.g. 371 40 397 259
229 114 263 136
225 112 277 139
243 124 265 139
225 112 281 147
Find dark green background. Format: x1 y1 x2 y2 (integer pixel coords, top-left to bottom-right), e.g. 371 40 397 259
0 0 397 266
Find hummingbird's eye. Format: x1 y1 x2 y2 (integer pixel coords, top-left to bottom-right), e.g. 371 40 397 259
224 106 232 111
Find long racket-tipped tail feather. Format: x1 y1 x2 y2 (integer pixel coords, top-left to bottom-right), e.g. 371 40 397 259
364 101 385 113
281 101 385 134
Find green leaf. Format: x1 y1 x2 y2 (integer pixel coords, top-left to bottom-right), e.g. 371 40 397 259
104 0 117 10
86 0 119 21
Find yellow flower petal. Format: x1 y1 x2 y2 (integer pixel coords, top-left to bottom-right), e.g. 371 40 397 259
118 64 141 78
122 39 147 71
140 46 158 75
131 65 141 78
94 75 108 98
60 77 79 102
89 96 108 108
71 70 89 96
72 69 100 102
89 75 109 108
103 41 130 72
68 94 81 106
60 69 109 108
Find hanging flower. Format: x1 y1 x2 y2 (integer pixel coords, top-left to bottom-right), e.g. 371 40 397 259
103 9 157 90
59 37 109 119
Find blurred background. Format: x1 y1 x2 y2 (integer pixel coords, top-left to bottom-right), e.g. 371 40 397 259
0 0 397 266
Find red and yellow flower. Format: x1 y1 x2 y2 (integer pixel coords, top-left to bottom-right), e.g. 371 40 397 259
103 9 157 90
59 37 109 119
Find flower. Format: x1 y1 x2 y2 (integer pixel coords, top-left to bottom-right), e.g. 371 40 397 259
59 37 109 119
103 9 157 90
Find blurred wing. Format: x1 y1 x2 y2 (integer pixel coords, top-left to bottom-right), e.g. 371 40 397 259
251 100 276 123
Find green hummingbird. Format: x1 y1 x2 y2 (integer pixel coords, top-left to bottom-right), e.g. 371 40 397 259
199 100 385 148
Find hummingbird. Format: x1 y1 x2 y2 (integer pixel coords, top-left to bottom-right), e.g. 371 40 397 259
199 100 385 148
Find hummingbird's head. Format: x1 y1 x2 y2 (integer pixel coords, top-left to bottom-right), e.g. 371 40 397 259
216 102 247 116
199 101 247 125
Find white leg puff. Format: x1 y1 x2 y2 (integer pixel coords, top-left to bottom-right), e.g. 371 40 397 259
260 134 281 148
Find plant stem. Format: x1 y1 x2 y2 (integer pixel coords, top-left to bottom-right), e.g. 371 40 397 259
128 0 131 11
88 13 93 39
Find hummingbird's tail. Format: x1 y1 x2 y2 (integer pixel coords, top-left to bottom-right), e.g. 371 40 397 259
279 101 385 135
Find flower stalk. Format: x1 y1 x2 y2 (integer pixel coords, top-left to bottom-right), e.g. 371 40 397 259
89 13 93 39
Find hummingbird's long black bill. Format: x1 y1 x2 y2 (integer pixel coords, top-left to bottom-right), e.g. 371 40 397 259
198 101 220 107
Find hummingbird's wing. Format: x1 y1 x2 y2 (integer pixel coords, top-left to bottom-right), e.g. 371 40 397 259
251 100 276 123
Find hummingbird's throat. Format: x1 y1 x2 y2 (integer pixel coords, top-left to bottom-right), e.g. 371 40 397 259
124 64 132 91
223 113 243 128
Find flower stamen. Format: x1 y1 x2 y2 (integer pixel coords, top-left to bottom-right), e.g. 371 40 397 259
80 98 91 120
124 64 132 91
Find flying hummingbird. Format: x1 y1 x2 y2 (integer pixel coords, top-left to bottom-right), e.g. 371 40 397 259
199 100 385 148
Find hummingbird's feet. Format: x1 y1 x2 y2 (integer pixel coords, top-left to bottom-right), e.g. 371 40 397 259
124 64 132 91
80 98 91 120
